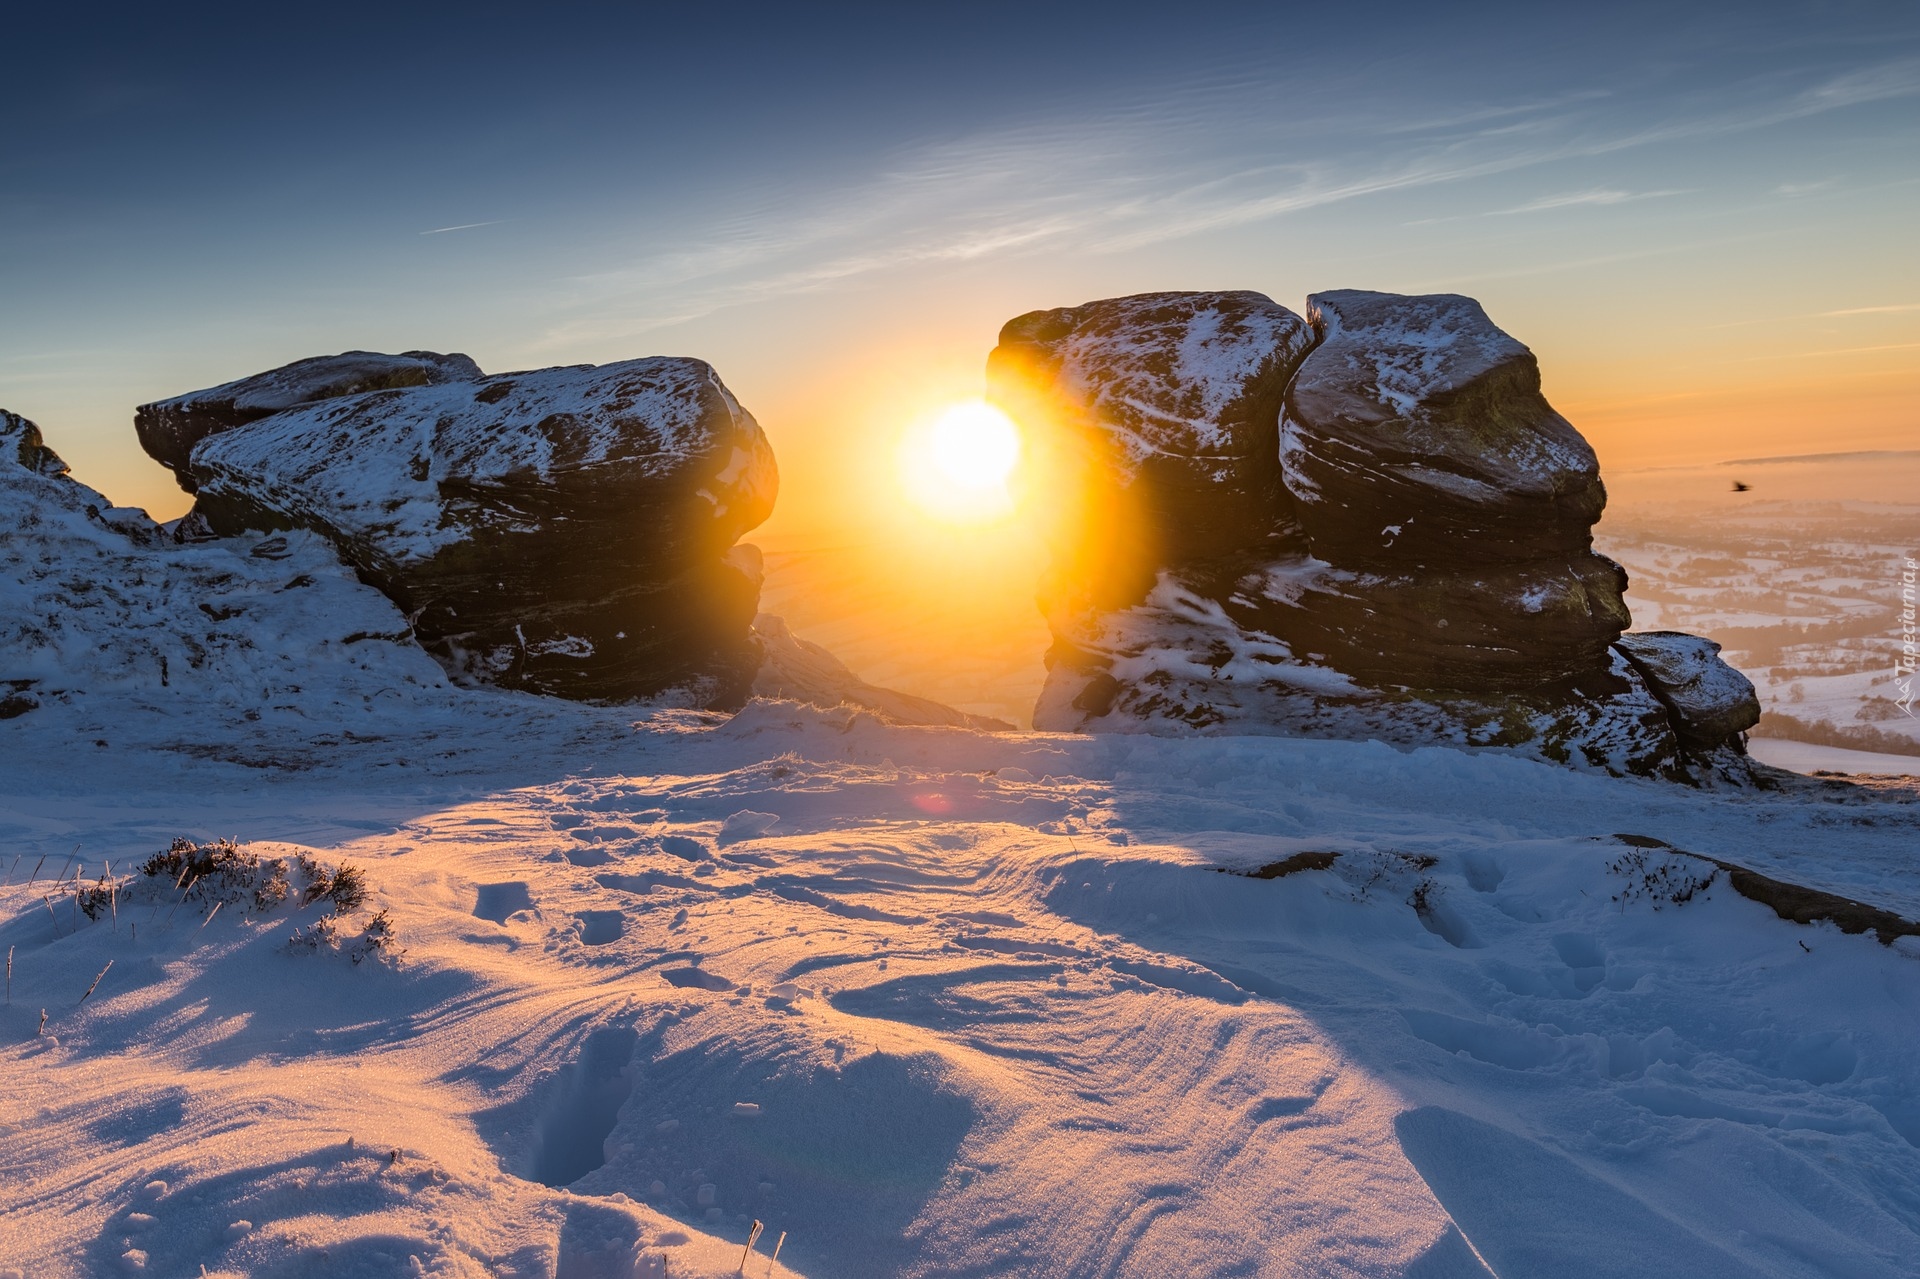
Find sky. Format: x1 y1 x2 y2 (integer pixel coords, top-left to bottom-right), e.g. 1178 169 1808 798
4 2 1917 713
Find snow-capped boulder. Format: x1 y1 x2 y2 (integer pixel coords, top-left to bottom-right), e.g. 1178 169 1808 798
1281 290 1606 567
6 408 74 485
997 288 1756 778
1616 631 1762 747
175 356 778 702
136 350 482 489
988 291 1314 602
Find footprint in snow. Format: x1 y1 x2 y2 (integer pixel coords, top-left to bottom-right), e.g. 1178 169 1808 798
473 881 534 923
573 910 625 945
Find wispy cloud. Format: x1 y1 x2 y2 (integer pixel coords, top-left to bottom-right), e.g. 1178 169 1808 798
1820 302 1920 317
1781 341 1920 358
1408 186 1688 224
1795 58 1920 113
420 220 509 236
531 53 1920 346
1491 188 1688 215
1376 89 1613 136
1708 301 1920 329
1414 228 1794 291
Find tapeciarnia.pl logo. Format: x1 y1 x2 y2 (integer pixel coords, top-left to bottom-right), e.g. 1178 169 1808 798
1898 555 1917 717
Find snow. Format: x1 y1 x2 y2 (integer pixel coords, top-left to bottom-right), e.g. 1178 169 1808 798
1046 292 1313 467
7 664 1920 1276
191 358 768 564
144 351 483 420
8 427 1920 1277
1299 290 1600 493
1747 738 1920 777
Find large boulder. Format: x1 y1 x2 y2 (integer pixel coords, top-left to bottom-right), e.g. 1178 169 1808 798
1280 291 1606 567
1000 287 1757 780
6 404 1000 747
137 350 482 489
175 356 778 702
988 291 1314 605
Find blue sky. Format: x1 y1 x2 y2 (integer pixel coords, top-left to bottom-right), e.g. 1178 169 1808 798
4 1 1916 521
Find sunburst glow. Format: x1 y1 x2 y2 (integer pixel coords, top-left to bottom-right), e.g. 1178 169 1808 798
898 400 1023 523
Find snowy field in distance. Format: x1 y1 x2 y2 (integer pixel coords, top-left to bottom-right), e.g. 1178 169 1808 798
1747 737 1920 777
1599 451 1920 760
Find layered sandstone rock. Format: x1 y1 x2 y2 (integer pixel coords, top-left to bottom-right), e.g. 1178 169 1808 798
998 289 1758 778
988 291 1315 605
10 395 1009 735
1280 290 1605 565
3 408 450 738
1616 631 1762 748
157 356 777 703
137 350 483 489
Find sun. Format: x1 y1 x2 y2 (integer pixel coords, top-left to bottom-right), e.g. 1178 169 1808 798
898 400 1023 523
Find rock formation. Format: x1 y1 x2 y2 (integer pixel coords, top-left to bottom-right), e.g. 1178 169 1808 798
142 353 777 703
993 289 1759 779
988 292 1315 606
11 392 996 734
1280 291 1605 565
137 350 483 490
1615 631 1762 749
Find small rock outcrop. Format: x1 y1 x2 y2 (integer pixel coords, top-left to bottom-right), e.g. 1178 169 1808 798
151 355 778 703
994 289 1758 779
1616 631 1762 748
137 350 483 489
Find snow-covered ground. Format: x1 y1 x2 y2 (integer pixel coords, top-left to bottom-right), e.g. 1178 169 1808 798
7 430 1920 1276
5 684 1920 1277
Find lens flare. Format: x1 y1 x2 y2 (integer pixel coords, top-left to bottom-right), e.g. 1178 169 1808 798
899 400 1023 523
